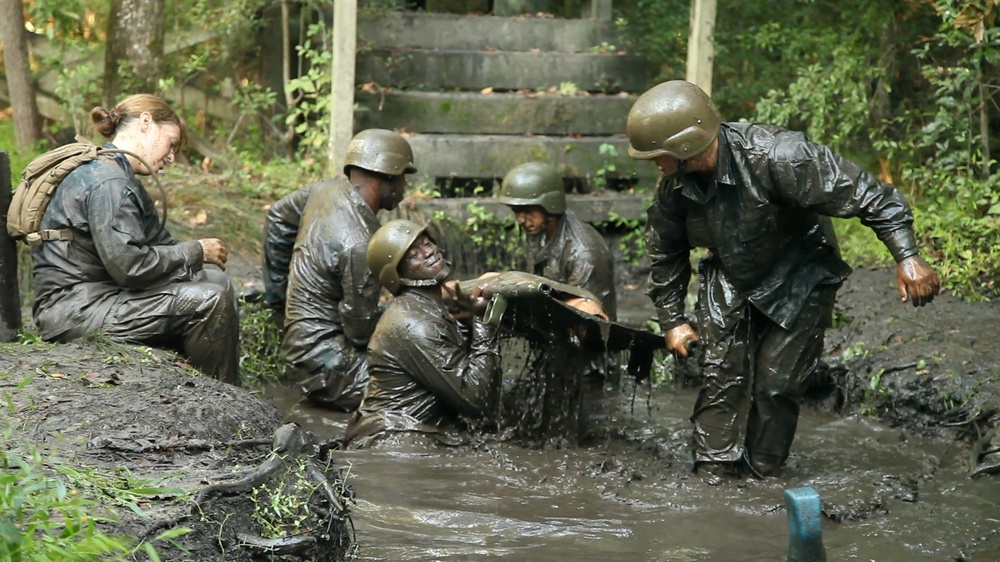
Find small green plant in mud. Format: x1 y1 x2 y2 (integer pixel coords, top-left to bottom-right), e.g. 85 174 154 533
238 297 286 389
842 340 869 361
861 367 888 416
249 456 350 540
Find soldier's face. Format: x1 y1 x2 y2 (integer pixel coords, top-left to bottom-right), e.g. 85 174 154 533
511 205 549 234
400 234 449 282
381 174 408 210
136 119 180 175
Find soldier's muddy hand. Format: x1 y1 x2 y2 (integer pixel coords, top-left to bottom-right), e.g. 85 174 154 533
666 323 700 358
199 238 228 271
443 280 489 322
896 255 940 307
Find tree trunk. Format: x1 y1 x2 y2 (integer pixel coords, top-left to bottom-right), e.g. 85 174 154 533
103 0 166 105
0 0 43 147
0 152 22 341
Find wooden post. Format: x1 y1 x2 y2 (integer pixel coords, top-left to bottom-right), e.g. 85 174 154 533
583 0 612 20
0 151 22 341
685 0 716 96
328 0 357 178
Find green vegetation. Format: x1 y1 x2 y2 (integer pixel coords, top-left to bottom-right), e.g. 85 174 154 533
0 426 190 561
238 298 286 388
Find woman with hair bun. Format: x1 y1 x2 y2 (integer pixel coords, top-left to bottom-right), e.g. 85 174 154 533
30 94 241 385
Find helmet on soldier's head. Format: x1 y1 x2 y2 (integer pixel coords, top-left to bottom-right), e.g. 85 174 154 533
343 129 418 177
367 219 427 295
626 80 721 161
496 162 566 215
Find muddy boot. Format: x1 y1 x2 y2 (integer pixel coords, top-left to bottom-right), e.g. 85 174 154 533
744 452 784 478
695 462 739 486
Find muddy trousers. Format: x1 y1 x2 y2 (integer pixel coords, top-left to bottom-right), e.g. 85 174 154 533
100 269 241 386
691 286 836 475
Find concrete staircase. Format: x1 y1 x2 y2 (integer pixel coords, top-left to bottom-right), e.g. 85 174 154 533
354 11 656 196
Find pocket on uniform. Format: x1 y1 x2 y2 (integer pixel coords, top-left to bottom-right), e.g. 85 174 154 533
686 217 712 247
737 204 777 241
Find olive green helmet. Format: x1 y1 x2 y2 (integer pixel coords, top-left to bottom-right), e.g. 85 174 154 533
343 129 418 176
367 219 427 295
496 162 566 215
626 80 721 161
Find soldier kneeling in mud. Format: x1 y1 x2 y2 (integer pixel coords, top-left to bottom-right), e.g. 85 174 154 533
344 220 502 448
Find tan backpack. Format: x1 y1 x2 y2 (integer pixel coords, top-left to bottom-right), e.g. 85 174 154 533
6 143 110 245
6 142 165 246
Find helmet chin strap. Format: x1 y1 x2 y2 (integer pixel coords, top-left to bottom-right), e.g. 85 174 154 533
664 156 696 180
400 264 453 288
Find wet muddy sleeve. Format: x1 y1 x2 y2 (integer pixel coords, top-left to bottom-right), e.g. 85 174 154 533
769 140 918 262
263 187 313 309
645 196 692 331
339 242 382 347
399 318 500 418
89 179 203 289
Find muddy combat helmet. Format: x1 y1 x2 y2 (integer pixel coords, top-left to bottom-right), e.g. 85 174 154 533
496 162 566 214
343 129 418 176
367 219 429 295
626 80 721 161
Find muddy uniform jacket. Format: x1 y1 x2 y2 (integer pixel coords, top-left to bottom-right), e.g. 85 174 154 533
646 122 918 332
346 290 501 444
281 179 383 410
33 150 204 338
262 182 319 310
531 209 617 320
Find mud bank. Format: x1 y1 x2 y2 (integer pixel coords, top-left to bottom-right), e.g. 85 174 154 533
818 267 1000 450
0 339 353 561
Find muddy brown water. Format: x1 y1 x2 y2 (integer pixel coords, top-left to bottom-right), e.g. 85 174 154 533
267 383 1000 562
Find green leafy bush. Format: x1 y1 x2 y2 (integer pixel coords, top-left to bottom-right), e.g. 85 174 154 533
0 447 129 561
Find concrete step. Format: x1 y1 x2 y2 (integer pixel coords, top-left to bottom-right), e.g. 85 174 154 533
356 48 645 93
405 133 660 186
408 193 652 224
358 12 619 53
356 90 636 136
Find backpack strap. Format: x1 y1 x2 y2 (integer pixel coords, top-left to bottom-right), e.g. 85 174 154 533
25 229 75 247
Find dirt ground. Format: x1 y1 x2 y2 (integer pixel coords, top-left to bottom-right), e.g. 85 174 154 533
0 334 354 561
1 254 997 560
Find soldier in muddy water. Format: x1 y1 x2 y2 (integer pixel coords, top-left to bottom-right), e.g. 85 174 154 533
626 80 941 485
344 219 501 448
269 129 417 412
28 94 241 386
495 161 617 322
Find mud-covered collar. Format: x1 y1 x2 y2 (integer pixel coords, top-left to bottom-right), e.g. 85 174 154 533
102 141 136 178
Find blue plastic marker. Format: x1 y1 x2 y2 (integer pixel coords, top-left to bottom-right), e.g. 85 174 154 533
784 486 826 562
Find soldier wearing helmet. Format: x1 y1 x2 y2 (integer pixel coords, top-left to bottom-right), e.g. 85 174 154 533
344 220 501 447
627 80 941 484
496 162 617 320
264 129 417 411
